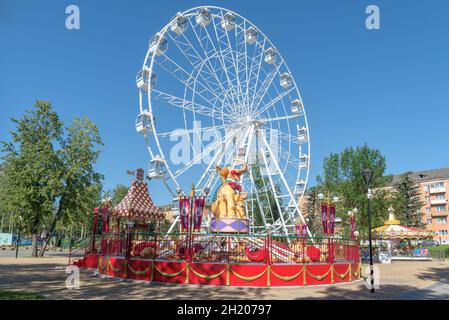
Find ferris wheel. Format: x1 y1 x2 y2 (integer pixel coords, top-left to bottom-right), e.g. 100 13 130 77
135 6 311 236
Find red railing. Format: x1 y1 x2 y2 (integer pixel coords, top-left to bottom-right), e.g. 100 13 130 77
94 232 360 265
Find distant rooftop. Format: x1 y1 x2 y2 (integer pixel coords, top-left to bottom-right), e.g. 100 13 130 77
388 167 449 186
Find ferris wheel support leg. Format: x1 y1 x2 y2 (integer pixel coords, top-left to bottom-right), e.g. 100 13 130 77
243 126 267 227
260 149 289 238
259 133 313 239
167 216 180 234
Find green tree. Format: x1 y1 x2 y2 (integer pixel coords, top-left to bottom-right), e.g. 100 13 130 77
304 186 325 237
1 101 103 256
316 144 393 238
110 184 129 206
248 163 282 227
391 172 424 228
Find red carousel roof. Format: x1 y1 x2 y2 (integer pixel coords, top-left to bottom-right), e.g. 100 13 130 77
111 171 165 221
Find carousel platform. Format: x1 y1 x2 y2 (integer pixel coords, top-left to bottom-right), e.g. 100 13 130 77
71 232 361 287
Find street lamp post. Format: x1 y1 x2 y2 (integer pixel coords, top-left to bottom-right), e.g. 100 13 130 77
362 168 375 293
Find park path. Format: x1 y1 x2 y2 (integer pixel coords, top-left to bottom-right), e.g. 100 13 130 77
0 256 448 300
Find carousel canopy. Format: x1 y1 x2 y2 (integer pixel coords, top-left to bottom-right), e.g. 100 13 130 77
373 209 434 240
111 169 165 222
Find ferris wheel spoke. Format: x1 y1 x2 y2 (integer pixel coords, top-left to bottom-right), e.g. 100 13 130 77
154 52 229 114
200 124 251 191
200 15 243 111
259 133 311 237
172 136 223 179
250 63 282 115
156 123 227 138
253 86 294 119
186 18 239 113
248 40 267 110
261 113 300 123
210 13 245 109
152 89 225 121
206 133 248 197
173 125 242 179
219 11 246 110
167 31 236 116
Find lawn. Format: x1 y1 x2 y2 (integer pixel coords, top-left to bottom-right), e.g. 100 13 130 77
0 290 45 300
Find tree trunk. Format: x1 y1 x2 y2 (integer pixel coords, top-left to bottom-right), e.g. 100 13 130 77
39 216 58 257
31 233 38 257
39 196 64 257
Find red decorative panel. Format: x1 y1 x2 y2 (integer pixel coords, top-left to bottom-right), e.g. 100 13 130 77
107 257 126 278
269 264 304 286
229 264 268 286
305 264 332 286
126 259 152 281
153 261 187 284
333 263 350 283
188 263 228 286
93 256 360 287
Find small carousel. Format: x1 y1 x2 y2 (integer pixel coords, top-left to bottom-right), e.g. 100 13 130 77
373 207 434 260
70 165 361 287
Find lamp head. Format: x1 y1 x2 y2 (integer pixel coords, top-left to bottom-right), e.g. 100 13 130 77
361 168 374 186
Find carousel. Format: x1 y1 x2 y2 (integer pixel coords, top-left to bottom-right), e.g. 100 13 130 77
69 166 361 287
373 207 434 260
69 6 361 287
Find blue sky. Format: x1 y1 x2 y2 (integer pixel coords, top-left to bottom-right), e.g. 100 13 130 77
1 0 448 204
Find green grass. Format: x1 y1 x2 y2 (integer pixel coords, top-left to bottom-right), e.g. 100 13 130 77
0 290 45 300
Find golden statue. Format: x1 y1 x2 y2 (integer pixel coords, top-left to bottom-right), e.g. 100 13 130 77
211 160 248 219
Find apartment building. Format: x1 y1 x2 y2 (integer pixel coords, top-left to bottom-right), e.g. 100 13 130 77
389 168 449 244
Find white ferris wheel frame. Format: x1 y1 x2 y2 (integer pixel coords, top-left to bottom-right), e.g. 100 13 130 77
137 6 311 236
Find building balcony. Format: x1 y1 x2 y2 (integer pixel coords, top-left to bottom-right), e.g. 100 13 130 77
431 211 448 217
429 187 446 194
430 199 448 205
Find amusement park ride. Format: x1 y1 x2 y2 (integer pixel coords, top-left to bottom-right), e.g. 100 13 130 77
70 6 361 287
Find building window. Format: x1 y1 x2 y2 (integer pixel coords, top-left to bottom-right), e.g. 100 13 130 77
431 182 445 189
425 207 431 213
438 230 448 236
427 219 432 224
436 206 447 212
425 196 430 201
436 217 447 224
437 194 445 200
424 185 430 192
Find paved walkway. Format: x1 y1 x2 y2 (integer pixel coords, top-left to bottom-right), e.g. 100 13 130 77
0 257 447 299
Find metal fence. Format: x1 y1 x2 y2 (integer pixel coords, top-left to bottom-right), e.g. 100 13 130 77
82 232 360 265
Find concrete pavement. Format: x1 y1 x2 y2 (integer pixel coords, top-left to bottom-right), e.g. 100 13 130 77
0 256 447 300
